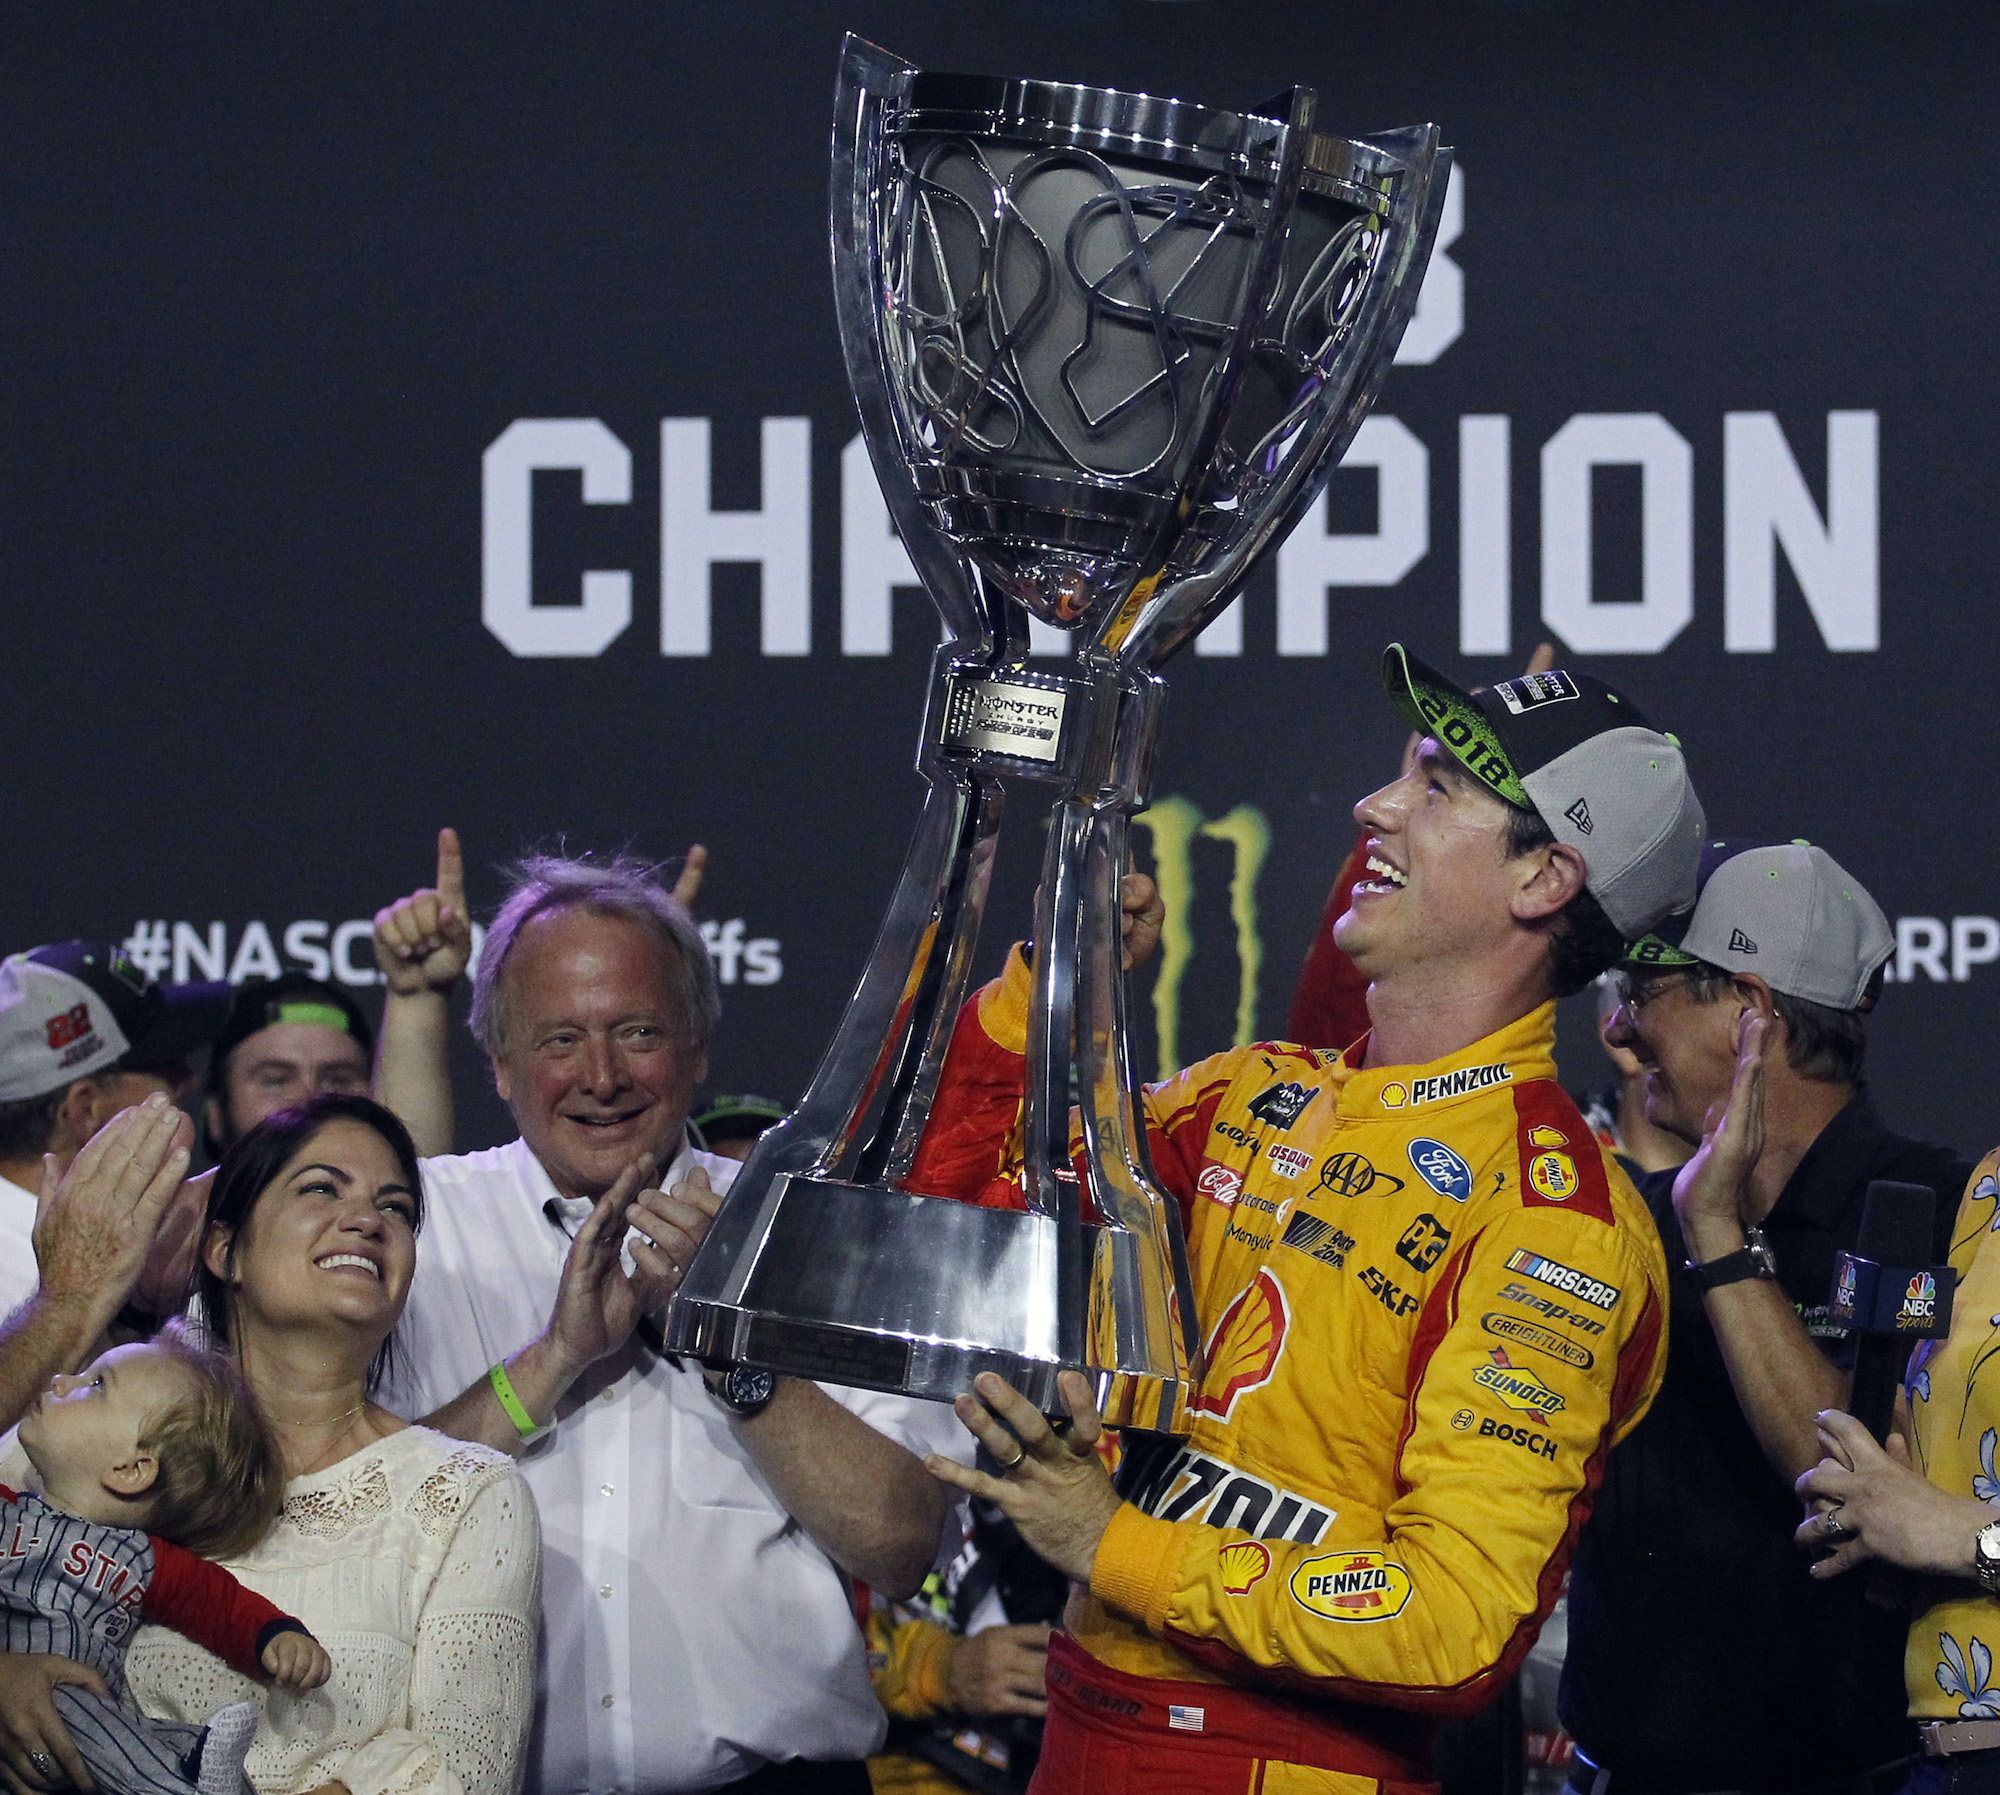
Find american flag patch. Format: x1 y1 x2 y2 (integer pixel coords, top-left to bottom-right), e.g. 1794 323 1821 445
1167 1705 1205 1732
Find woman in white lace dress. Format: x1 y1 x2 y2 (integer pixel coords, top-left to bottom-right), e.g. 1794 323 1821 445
121 1095 541 1795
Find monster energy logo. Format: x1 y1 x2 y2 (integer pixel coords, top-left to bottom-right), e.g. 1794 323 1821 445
1132 795 1270 1075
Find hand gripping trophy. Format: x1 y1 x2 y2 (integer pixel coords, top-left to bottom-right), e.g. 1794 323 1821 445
668 36 1451 1431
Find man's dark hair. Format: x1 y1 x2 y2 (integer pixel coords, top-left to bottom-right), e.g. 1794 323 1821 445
1505 806 1626 999
198 1093 424 1392
0 1086 67 1163
1682 963 1869 1085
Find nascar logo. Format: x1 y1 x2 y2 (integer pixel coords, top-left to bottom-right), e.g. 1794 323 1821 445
1505 1247 1619 1311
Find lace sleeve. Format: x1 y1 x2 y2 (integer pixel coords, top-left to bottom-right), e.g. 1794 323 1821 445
327 1459 542 1795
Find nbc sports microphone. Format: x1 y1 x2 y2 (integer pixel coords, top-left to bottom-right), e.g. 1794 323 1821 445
1829 1180 1953 1445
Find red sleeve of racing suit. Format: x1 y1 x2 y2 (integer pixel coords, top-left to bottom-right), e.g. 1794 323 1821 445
1285 834 1374 1054
905 944 1241 1233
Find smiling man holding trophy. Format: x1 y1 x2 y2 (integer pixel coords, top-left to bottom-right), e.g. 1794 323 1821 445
669 34 1700 1793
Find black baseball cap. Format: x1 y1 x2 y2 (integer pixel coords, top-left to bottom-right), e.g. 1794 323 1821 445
208 975 376 1091
1380 644 1706 939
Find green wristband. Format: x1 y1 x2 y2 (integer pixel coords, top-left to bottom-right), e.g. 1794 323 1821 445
488 1361 540 1440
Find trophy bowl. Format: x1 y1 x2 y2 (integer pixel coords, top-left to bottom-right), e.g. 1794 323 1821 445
667 36 1451 1433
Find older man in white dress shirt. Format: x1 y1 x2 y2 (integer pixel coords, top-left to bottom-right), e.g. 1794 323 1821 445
381 855 966 1795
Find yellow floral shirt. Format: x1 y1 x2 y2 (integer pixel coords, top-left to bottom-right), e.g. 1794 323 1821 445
1905 1148 2000 1719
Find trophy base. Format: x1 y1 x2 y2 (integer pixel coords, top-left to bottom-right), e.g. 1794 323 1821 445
665 1174 1191 1427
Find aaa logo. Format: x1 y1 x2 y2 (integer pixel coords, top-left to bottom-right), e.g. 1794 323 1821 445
1190 1269 1290 1422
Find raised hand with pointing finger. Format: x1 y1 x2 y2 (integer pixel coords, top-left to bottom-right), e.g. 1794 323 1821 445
375 826 474 997
370 828 474 1158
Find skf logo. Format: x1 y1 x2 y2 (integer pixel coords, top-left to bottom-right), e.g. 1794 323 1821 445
1408 1138 1472 1203
1528 1151 1578 1202
1248 1082 1320 1131
1396 1213 1452 1275
1218 1541 1271 1594
1267 1144 1313 1181
1197 1163 1243 1208
1473 1347 1566 1416
44 1004 92 1051
1358 1264 1421 1318
1190 1270 1290 1421
1317 1151 1404 1198
1289 1551 1414 1623
1479 1417 1558 1460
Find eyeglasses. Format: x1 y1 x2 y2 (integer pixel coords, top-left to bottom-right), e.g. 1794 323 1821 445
1610 969 1696 1015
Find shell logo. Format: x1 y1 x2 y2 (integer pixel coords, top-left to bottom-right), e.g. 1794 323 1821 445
1218 1540 1271 1595
1380 1082 1409 1110
1189 1269 1291 1422
1528 1151 1577 1202
1288 1551 1414 1623
1528 1124 1569 1148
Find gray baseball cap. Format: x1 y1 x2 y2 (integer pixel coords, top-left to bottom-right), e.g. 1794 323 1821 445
1381 645 1706 939
1623 840 1892 1010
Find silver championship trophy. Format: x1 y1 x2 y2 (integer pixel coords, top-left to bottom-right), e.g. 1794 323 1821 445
668 36 1451 1432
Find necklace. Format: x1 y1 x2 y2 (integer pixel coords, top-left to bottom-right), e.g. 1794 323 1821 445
260 1398 367 1431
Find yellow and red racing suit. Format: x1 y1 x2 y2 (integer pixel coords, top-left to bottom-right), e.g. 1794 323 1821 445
909 949 1669 1790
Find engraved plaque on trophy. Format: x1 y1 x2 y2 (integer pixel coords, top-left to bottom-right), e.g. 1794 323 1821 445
668 36 1451 1431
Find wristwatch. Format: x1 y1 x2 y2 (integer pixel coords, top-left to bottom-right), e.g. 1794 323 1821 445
1973 1520 2000 1594
1687 1226 1779 1292
706 1364 778 1418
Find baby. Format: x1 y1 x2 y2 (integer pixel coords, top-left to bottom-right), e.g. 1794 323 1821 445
8 1326 330 1795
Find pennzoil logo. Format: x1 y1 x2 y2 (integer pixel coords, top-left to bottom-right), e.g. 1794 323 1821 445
1528 1151 1579 1202
1289 1551 1413 1623
1118 1440 1333 1544
1405 1062 1512 1106
1504 1248 1620 1310
1189 1270 1289 1420
1219 1541 1271 1594
1474 1346 1566 1417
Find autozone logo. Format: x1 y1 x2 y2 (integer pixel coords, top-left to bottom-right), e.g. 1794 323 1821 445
1118 1442 1334 1545
1504 1248 1619 1310
1406 1063 1512 1106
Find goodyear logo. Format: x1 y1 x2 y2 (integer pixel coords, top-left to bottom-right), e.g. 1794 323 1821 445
1481 1311 1595 1369
1528 1151 1578 1202
1474 1346 1566 1415
1289 1551 1413 1623
1408 1138 1472 1203
1505 1248 1620 1311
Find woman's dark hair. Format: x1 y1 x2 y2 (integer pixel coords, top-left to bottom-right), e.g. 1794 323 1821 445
197 1093 423 1394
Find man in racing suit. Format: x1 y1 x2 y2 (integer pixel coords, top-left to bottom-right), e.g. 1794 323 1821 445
913 645 1706 1794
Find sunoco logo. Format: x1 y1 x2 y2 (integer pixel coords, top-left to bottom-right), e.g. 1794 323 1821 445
1473 1346 1566 1415
1289 1551 1413 1623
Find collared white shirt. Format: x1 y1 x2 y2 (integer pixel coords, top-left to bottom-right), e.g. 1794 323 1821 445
384 1138 971 1794
0 1172 38 1317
